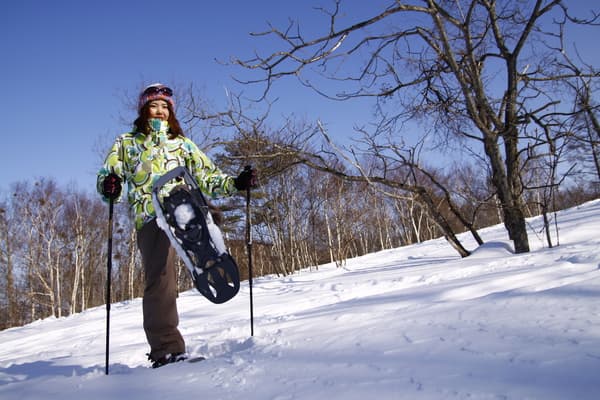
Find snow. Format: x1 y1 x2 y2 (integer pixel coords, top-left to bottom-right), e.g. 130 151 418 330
1 200 600 400
174 203 195 229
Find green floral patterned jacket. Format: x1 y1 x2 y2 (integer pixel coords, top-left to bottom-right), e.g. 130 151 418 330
97 124 236 230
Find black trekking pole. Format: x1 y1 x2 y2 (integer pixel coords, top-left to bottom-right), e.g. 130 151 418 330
244 166 254 336
105 198 114 375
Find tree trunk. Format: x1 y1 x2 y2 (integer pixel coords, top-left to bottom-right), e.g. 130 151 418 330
415 188 470 258
484 134 530 253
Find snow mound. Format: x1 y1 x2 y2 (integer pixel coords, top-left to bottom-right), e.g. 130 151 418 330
469 240 514 258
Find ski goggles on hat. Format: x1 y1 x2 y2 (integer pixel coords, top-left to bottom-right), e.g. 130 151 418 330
143 86 173 97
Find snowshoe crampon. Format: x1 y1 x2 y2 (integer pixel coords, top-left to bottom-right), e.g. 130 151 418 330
152 167 240 304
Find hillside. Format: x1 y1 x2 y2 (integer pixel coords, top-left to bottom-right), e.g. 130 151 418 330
1 200 599 399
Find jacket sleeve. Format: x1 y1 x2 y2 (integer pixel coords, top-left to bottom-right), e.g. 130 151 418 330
97 136 126 202
183 139 237 197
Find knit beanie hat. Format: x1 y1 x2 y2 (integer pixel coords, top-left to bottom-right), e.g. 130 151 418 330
138 83 175 112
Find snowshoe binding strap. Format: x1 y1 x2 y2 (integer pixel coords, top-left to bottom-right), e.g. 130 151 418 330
162 186 208 246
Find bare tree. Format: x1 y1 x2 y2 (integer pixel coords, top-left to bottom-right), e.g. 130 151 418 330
233 0 600 253
0 201 18 328
561 56 600 185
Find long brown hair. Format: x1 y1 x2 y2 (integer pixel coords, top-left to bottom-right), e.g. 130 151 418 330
133 101 185 139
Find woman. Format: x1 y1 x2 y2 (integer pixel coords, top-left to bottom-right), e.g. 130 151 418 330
97 83 255 368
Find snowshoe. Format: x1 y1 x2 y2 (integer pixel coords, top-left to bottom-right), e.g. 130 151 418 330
151 167 240 304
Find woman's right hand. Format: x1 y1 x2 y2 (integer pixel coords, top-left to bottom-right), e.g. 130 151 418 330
102 173 122 199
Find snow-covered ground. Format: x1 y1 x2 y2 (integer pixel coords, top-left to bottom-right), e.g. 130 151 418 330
1 200 600 400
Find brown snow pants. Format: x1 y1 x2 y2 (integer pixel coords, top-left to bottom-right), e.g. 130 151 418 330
137 219 185 360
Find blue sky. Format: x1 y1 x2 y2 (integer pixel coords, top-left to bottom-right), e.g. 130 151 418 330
0 0 385 193
1 1 598 193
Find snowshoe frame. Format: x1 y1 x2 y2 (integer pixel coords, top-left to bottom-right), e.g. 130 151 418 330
151 167 240 304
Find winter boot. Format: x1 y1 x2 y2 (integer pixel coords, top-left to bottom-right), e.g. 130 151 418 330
148 352 188 368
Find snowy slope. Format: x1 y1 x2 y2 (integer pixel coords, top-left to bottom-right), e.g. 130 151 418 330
1 200 600 400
